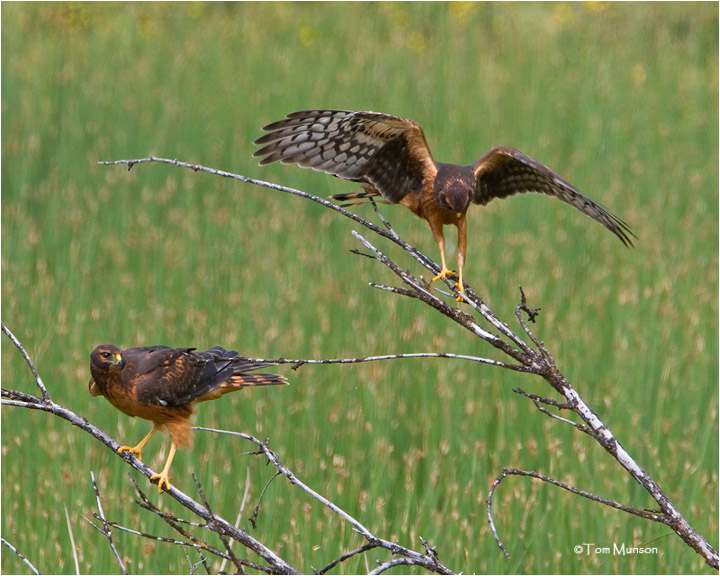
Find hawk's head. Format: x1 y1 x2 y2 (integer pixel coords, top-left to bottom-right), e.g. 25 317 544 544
433 164 474 215
90 344 125 377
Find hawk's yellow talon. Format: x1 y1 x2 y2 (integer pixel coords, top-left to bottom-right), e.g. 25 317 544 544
151 472 172 493
118 445 142 460
431 267 457 283
149 443 177 493
454 282 465 302
117 424 162 462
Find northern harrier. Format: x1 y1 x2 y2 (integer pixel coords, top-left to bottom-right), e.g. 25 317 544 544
254 110 634 299
89 345 287 492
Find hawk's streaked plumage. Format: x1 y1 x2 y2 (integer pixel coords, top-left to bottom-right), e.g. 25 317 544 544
89 345 287 492
254 110 634 298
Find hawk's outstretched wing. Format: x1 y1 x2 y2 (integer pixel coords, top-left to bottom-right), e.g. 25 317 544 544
472 146 635 247
254 110 437 204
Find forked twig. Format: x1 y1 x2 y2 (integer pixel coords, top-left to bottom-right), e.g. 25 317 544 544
218 467 252 574
88 471 128 574
250 471 282 530
192 474 246 573
313 543 378 574
487 467 673 557
513 388 591 433
2 322 49 401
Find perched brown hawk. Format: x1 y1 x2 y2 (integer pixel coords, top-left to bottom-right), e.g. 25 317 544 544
89 344 287 493
254 110 634 299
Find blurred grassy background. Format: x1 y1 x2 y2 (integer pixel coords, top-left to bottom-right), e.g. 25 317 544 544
2 2 717 574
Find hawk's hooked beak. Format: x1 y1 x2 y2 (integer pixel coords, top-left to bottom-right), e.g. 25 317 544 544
112 353 124 368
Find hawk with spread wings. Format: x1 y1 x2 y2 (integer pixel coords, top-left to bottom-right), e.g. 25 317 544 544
254 110 634 298
89 344 287 492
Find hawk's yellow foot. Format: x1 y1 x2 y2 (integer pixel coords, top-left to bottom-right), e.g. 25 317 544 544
431 262 466 301
453 265 466 301
117 423 162 462
150 471 172 493
117 445 143 460
150 443 177 493
431 267 458 283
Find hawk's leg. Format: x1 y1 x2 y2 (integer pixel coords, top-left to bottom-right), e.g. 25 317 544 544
454 214 467 301
429 219 466 301
150 442 177 493
454 266 465 301
118 423 162 461
429 227 458 283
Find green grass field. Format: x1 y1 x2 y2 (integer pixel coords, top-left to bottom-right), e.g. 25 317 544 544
2 3 717 574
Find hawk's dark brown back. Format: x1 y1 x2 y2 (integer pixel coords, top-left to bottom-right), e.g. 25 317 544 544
90 345 287 407
254 110 437 204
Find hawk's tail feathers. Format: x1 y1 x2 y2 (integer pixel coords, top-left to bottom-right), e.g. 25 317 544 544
330 189 387 208
226 373 289 389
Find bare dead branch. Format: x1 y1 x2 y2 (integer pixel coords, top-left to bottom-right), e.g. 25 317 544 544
181 545 211 576
517 285 541 323
123 474 274 573
313 543 378 574
192 474 246 574
89 471 128 574
513 388 592 433
218 467 253 574
241 351 529 374
370 557 430 575
341 224 718 568
1 538 40 576
98 157 440 276
250 470 282 530
128 474 253 570
514 289 553 364
2 322 49 401
370 199 396 235
350 230 532 366
195 427 455 575
105 520 232 561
